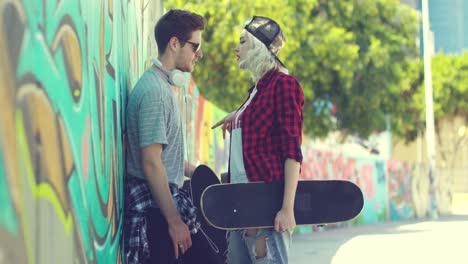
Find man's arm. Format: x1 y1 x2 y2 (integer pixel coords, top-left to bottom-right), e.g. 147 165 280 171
141 144 192 258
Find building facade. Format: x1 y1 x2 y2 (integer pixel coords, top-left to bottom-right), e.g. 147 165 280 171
401 0 468 55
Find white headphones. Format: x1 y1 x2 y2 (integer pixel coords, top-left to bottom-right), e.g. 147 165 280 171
152 58 186 88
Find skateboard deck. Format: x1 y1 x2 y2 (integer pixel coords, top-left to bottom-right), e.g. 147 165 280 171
201 181 364 230
190 165 227 261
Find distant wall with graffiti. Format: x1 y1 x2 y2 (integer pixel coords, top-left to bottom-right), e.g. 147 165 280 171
297 142 452 232
178 76 231 176
0 0 163 263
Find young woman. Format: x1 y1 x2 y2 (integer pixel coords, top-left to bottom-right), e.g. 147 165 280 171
212 16 305 264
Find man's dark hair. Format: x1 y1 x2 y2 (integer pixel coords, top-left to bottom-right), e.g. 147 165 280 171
154 9 205 54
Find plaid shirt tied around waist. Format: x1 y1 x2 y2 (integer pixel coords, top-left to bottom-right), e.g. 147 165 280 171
124 177 200 264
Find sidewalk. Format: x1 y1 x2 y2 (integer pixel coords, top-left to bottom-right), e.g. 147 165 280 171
290 214 468 264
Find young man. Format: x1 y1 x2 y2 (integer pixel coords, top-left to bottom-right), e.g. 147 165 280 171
124 9 220 264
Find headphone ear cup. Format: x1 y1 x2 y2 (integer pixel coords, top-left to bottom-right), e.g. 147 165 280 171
169 69 186 87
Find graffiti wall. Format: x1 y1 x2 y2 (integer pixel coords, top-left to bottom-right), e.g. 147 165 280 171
177 75 230 176
298 143 451 229
300 147 388 224
387 160 414 220
0 0 162 263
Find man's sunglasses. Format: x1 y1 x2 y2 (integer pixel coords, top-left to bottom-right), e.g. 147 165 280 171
185 41 201 53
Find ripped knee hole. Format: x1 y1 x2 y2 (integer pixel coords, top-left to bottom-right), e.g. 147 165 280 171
254 236 267 259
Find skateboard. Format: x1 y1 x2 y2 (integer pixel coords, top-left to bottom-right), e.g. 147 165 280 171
201 181 364 230
190 165 227 261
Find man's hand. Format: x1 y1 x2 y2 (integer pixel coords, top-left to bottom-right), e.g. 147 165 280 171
274 207 296 233
168 217 192 259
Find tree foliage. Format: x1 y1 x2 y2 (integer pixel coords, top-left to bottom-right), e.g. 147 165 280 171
396 53 468 142
164 0 466 142
430 53 468 121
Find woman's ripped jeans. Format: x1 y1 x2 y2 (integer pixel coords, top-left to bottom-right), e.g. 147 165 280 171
226 228 292 264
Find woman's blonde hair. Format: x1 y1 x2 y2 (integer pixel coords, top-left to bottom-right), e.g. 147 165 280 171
241 30 288 83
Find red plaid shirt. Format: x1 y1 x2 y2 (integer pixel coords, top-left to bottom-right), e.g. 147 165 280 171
230 69 304 183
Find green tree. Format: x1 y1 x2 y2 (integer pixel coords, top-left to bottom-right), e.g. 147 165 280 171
388 58 424 142
310 0 420 138
406 54 468 168
431 53 468 123
164 0 420 139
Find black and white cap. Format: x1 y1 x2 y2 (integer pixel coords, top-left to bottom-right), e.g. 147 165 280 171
244 16 286 68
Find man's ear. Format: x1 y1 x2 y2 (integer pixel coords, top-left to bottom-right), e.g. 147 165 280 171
168 37 179 52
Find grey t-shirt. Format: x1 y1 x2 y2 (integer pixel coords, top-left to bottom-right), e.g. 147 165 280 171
125 67 185 187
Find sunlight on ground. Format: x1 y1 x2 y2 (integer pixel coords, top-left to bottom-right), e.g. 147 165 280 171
451 193 468 215
330 220 468 264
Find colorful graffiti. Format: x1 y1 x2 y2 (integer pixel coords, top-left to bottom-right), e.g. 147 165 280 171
0 0 162 263
387 160 414 220
298 146 451 228
174 74 231 176
300 149 388 224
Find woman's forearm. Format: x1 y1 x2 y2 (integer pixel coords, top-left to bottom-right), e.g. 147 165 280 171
282 158 300 211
